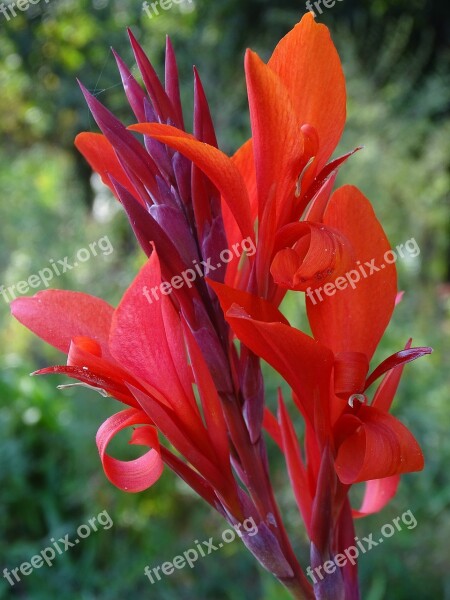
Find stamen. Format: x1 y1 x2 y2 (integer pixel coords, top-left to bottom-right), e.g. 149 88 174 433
348 393 366 408
57 383 110 397
295 156 315 198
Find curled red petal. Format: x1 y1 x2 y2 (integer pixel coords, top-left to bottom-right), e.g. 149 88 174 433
334 405 424 484
33 363 139 407
66 338 143 406
96 408 164 492
352 476 401 518
271 221 353 292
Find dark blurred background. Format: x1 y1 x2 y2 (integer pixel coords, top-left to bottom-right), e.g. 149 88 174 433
0 1 449 598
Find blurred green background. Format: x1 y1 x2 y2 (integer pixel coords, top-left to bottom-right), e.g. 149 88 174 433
0 0 449 598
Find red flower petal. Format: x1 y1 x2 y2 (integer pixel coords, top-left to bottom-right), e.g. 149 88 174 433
352 476 401 518
245 49 304 226
96 408 163 492
271 222 352 291
268 13 346 181
278 394 313 536
128 385 231 496
306 185 397 360
208 279 289 326
211 281 334 438
159 446 220 510
365 344 433 391
183 322 230 469
334 405 424 484
370 340 413 413
11 290 114 358
66 338 143 406
263 406 283 449
74 132 140 203
220 139 258 290
109 249 199 423
294 147 362 221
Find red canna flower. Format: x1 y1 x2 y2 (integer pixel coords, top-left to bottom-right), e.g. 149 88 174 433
11 253 240 507
11 12 431 600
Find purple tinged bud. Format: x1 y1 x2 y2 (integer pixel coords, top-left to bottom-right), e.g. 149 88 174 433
143 99 173 176
191 68 228 249
155 175 181 211
193 67 218 147
110 177 188 277
143 97 158 123
115 152 152 207
165 35 184 130
128 28 176 126
78 81 159 198
241 521 294 579
201 215 228 283
112 49 147 122
189 299 233 395
172 151 192 205
310 544 346 600
149 204 199 266
310 446 335 556
223 488 259 525
241 352 264 444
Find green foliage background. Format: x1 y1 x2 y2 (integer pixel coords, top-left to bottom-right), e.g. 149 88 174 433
0 0 448 598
